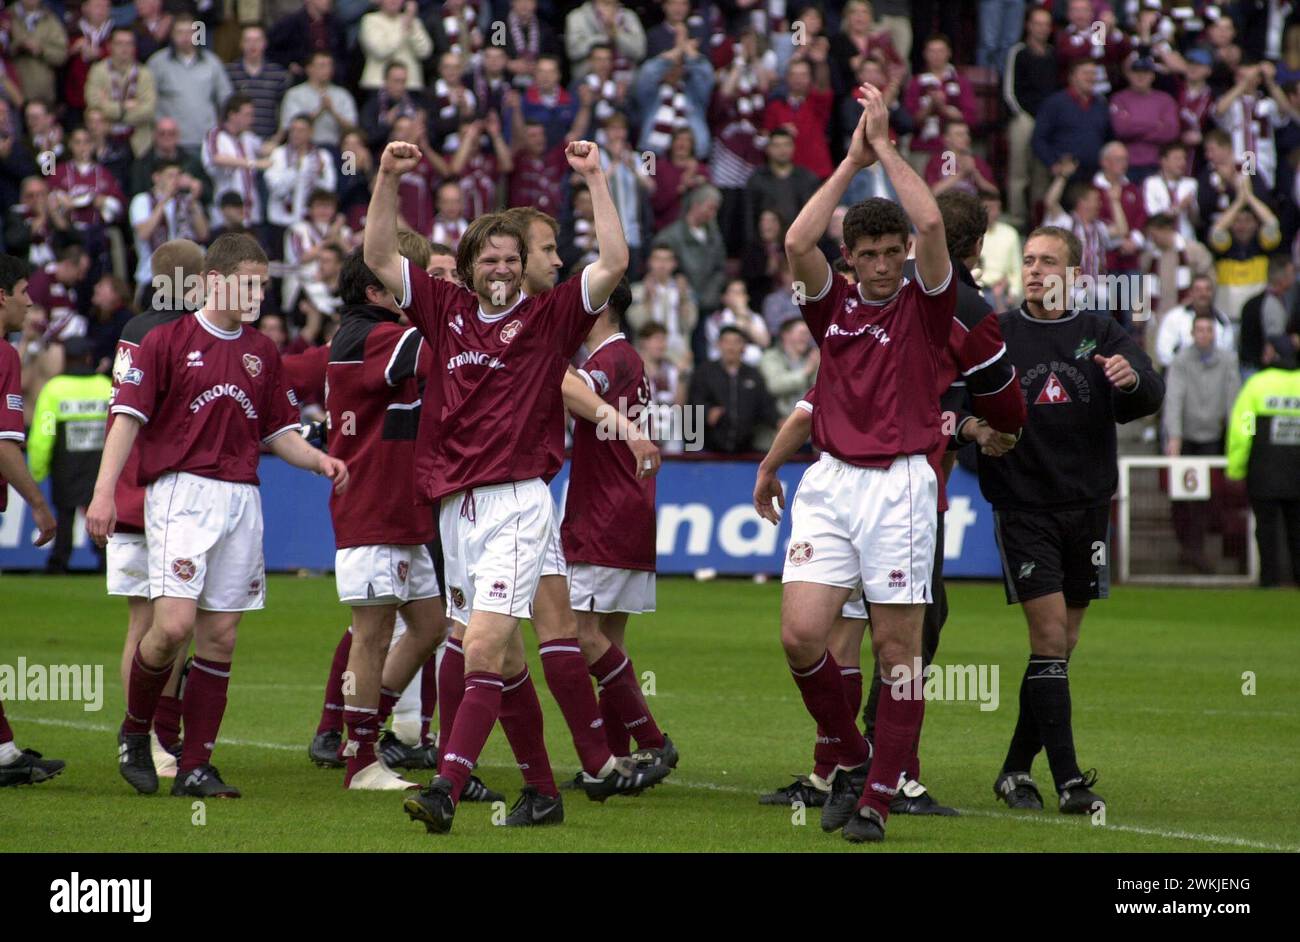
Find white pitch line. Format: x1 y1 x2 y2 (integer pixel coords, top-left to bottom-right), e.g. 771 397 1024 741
14 714 1297 852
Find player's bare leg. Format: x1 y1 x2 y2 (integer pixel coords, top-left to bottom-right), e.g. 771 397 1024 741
342 603 419 790
405 610 517 832
309 625 352 767
1000 593 1103 815
374 599 447 771
434 618 505 802
120 597 187 776
172 607 243 797
532 575 626 777
573 605 671 765
782 581 873 830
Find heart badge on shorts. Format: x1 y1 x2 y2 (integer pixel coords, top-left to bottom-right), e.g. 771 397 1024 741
171 558 196 582
397 560 409 583
787 541 813 565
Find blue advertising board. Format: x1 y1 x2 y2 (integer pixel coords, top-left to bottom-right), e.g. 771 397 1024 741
1 457 1003 578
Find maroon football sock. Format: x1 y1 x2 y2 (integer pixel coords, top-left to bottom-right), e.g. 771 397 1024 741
589 645 664 751
438 671 503 803
813 665 864 778
789 652 869 769
858 674 925 819
0 698 13 744
178 657 231 774
599 688 630 755
906 697 926 782
122 645 173 736
419 654 437 743
377 687 400 727
437 638 466 762
154 694 183 751
499 669 558 797
539 638 613 776
316 627 352 735
342 706 381 785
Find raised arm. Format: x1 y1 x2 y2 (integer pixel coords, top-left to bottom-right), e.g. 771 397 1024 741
859 83 947 290
565 140 629 309
364 141 423 301
785 95 878 301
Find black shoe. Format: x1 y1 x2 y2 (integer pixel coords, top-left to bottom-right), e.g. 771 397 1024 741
758 775 830 807
890 778 959 816
378 730 430 770
843 804 887 843
460 774 504 803
309 730 344 768
118 731 158 795
579 756 672 802
0 748 65 787
631 734 679 771
1058 769 1105 815
171 764 241 798
404 776 456 834
821 761 871 832
993 771 1044 810
504 787 564 827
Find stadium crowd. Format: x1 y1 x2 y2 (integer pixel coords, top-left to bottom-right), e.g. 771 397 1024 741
1 0 1299 571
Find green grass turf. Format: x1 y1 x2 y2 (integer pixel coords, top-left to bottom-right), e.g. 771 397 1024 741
1 574 1297 853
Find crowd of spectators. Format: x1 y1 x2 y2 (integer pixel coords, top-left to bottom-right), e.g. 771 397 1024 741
2 0 1299 466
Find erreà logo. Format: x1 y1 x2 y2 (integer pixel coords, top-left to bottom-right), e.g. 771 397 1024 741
49 872 152 922
1034 372 1071 405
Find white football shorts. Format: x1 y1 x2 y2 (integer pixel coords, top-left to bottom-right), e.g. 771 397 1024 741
782 452 937 605
569 563 656 614
439 478 552 626
335 543 441 605
106 531 150 598
145 471 265 611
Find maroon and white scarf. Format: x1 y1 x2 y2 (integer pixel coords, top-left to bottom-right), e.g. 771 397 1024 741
106 63 140 140
280 146 326 219
1070 213 1106 278
648 82 690 155
507 11 540 60
1143 235 1194 307
145 189 198 254
78 17 112 54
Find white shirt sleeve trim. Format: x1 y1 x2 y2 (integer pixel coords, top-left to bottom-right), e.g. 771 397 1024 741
110 404 149 424
803 258 835 304
399 256 412 310
0 431 25 443
261 423 300 445
576 368 596 392
384 327 421 387
795 399 814 414
914 261 953 296
580 264 610 316
962 343 1008 377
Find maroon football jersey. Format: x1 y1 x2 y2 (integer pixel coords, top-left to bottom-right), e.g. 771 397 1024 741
799 262 956 468
562 334 656 571
0 341 25 513
283 342 331 408
325 308 433 548
111 312 300 485
108 307 189 530
400 258 603 503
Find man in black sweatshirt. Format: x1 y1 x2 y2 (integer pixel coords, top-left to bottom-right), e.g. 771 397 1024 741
975 225 1164 818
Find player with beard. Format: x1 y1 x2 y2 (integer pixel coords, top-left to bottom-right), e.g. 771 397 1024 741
106 239 206 779
87 233 349 799
977 225 1162 815
365 139 669 836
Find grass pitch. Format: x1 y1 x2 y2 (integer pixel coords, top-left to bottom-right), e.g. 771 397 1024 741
1 575 1296 853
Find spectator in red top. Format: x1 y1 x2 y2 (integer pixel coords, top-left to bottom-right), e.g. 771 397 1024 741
1108 56 1180 184
65 0 112 115
1094 141 1147 274
830 0 904 95
925 121 999 198
651 127 711 228
903 34 977 166
762 58 833 180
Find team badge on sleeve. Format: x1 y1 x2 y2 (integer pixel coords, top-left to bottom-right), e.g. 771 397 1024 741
589 370 610 395
5 394 22 412
242 354 263 378
788 541 813 565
